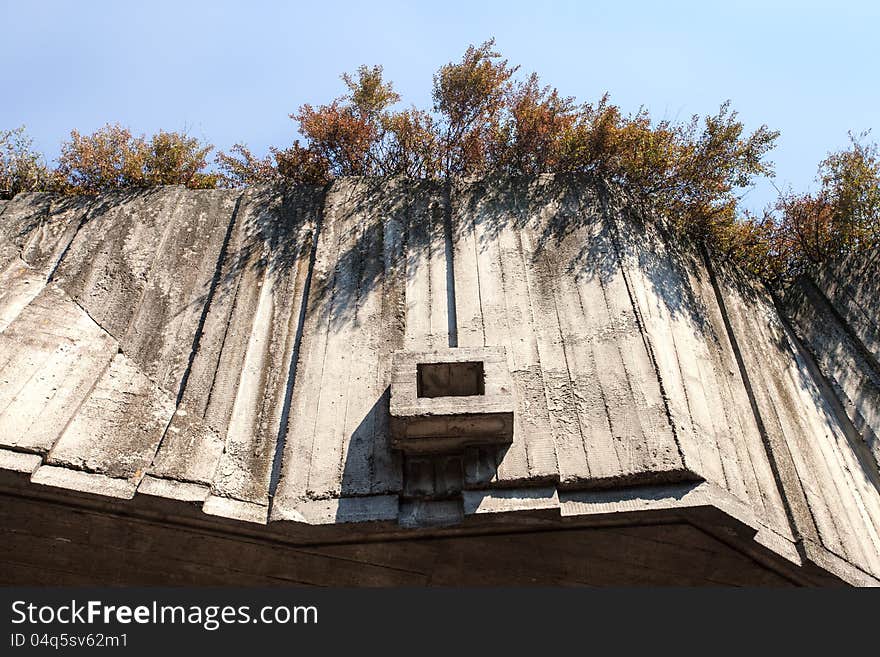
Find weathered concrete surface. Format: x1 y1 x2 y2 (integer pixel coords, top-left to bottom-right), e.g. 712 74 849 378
0 285 117 454
784 251 880 471
1 177 878 585
49 187 242 395
716 261 880 580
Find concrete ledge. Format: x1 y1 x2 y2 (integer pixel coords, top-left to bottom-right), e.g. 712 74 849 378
560 481 706 517
755 527 803 566
202 494 268 524
802 538 880 587
399 499 463 528
560 481 775 544
0 448 42 476
0 467 870 585
137 475 210 504
463 486 560 516
30 465 136 499
558 480 880 586
289 495 400 525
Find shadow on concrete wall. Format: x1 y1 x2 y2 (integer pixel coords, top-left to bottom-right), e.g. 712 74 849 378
334 384 507 522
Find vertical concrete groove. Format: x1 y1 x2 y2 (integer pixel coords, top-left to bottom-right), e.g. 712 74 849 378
700 244 815 551
795 275 880 382
424 198 434 344
539 248 589 474
174 193 244 408
117 189 187 337
443 181 458 347
46 198 94 284
512 219 560 477
570 244 621 475
592 254 645 472
302 181 351 496
772 291 880 496
332 210 369 489
268 187 327 505
202 238 248 416
601 198 688 472
143 192 244 478
43 345 120 464
469 197 487 347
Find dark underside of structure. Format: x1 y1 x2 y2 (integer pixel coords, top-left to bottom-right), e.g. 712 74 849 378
0 476 834 586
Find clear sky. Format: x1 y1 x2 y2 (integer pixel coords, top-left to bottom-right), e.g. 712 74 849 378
2 0 877 210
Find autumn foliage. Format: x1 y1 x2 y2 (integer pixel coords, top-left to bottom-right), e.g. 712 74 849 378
764 134 879 280
3 39 877 287
0 126 51 199
50 124 218 194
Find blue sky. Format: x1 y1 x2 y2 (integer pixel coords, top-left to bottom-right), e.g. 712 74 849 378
2 0 877 210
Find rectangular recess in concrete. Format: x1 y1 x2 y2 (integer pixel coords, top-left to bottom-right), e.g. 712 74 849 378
417 361 485 398
391 347 514 454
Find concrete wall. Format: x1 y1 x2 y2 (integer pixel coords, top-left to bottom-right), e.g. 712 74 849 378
784 250 880 472
0 177 878 585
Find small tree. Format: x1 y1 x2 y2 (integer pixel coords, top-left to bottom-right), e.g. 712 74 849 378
55 123 216 194
433 39 517 177
143 130 217 188
216 143 281 187
1 126 51 199
491 73 578 175
767 133 880 280
55 124 144 194
382 108 442 179
817 132 880 250
274 143 332 185
289 65 400 178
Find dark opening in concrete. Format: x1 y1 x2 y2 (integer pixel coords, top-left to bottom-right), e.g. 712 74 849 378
417 361 485 398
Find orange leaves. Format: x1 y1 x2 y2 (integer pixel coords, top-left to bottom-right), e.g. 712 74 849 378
55 124 216 194
382 108 441 179
433 39 518 176
215 143 280 188
433 39 516 130
775 192 836 267
294 101 378 176
273 143 332 185
211 40 794 284
343 65 400 119
762 134 880 281
710 133 880 284
495 73 578 175
817 133 880 248
143 130 215 187
55 124 142 194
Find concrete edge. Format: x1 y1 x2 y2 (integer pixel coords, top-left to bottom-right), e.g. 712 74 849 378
399 499 464 528
802 538 880 587
202 494 269 525
559 480 706 517
560 481 805 568
4 459 877 585
279 495 401 525
30 465 136 500
0 448 43 476
137 475 210 504
463 486 559 516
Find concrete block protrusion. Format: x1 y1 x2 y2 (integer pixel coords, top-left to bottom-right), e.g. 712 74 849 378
389 346 514 455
